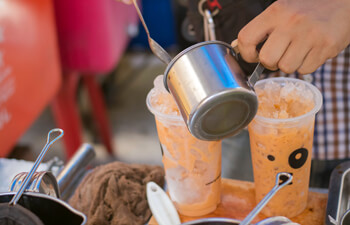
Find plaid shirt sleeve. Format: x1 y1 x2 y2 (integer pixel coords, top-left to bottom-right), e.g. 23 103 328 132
263 45 350 160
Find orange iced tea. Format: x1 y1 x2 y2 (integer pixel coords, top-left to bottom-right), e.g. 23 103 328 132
248 77 322 217
146 75 222 217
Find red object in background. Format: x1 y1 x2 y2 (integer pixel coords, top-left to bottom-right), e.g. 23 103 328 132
54 0 139 74
52 0 139 159
0 0 61 156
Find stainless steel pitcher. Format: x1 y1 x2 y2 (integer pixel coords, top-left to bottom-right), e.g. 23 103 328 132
164 40 263 140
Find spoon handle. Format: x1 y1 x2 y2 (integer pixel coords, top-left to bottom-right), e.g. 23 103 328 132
147 182 181 225
9 128 64 205
239 172 293 225
132 0 150 37
132 0 172 64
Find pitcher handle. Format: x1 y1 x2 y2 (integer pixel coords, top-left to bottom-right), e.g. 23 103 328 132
231 39 240 55
231 39 264 87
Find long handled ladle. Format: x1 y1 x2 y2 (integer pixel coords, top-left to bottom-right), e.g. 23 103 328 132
239 172 293 225
8 128 64 206
132 0 172 64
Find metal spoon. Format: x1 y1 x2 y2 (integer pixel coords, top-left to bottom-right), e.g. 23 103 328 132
9 128 64 205
239 172 293 225
132 0 172 64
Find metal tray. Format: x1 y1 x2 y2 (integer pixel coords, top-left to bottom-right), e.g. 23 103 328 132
326 161 350 224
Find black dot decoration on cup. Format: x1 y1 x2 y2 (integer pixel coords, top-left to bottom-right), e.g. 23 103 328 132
289 148 308 169
267 155 275 161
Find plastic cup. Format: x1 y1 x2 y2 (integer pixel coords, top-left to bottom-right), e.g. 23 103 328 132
146 76 222 217
248 77 322 217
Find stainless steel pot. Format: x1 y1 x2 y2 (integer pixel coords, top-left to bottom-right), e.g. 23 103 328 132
2 139 95 225
164 40 263 140
9 143 96 201
0 192 86 225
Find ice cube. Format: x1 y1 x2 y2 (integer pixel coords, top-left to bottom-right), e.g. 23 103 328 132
153 75 167 93
192 160 208 175
149 75 181 115
166 165 189 181
256 79 315 119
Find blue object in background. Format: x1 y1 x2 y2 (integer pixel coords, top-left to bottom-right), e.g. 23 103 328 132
129 0 178 49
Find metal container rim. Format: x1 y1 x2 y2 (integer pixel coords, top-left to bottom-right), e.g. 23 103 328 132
181 217 240 225
163 40 235 91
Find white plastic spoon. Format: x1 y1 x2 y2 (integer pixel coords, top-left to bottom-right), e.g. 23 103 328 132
147 182 181 225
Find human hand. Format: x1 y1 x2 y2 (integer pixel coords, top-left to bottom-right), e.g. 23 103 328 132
235 0 350 74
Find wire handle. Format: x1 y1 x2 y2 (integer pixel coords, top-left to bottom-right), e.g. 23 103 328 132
239 172 293 225
9 128 64 205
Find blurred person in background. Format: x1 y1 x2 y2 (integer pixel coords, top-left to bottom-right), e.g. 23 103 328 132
119 0 350 188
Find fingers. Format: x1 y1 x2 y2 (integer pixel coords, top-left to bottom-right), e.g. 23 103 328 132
234 0 343 74
297 48 325 74
258 30 291 71
277 38 313 74
237 10 276 63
